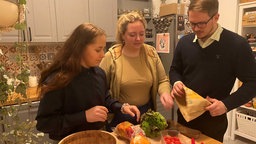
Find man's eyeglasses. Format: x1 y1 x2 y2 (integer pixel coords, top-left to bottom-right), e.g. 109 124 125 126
186 14 215 29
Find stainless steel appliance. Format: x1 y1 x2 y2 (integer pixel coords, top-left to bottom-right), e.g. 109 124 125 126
153 14 191 121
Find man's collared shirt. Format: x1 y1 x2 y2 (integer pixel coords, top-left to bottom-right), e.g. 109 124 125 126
193 24 223 48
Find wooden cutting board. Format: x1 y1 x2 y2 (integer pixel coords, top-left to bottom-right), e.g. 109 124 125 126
114 133 195 144
113 123 222 144
115 133 222 144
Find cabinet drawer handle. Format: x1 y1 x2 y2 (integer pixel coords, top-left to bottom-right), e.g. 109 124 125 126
22 30 26 41
29 27 32 41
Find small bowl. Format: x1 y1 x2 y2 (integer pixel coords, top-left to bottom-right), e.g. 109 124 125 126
161 129 180 144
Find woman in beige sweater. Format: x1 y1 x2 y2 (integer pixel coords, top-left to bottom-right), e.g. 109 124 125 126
100 11 173 131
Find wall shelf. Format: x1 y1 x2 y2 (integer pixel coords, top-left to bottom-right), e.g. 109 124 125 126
231 1 256 142
234 130 256 142
240 105 256 111
243 24 256 27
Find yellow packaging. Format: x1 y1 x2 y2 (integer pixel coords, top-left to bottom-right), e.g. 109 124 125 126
175 86 211 122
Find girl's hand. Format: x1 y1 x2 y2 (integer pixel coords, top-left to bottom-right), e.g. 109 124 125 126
85 106 108 122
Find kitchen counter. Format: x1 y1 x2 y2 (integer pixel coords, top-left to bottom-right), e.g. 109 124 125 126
115 131 222 144
2 87 223 144
113 121 222 144
1 87 40 106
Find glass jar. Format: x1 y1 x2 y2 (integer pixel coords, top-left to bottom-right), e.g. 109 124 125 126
253 97 256 108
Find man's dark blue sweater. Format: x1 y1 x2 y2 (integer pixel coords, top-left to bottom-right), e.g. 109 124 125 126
170 28 256 111
169 28 256 141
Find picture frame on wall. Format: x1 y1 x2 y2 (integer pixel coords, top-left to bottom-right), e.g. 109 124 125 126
156 33 170 53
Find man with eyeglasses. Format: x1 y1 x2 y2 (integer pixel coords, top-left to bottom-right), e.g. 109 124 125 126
169 0 256 142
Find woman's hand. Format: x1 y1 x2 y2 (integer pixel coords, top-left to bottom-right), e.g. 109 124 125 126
85 106 108 122
160 92 174 110
122 104 141 122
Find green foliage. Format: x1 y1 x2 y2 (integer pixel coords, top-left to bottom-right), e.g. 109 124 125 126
0 54 45 143
0 82 9 102
15 83 27 98
15 42 29 53
0 0 49 142
19 0 27 5
0 63 29 104
0 66 8 102
140 109 168 138
0 106 50 144
14 22 27 30
17 69 30 83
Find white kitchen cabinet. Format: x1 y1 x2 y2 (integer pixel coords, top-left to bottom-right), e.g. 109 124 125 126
89 0 117 42
56 0 117 42
0 101 51 142
1 102 40 129
1 0 117 42
230 1 256 142
0 0 57 42
0 30 19 42
55 0 90 42
26 0 57 42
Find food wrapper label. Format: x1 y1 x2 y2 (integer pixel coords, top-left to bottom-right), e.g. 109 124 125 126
175 86 211 122
114 121 145 141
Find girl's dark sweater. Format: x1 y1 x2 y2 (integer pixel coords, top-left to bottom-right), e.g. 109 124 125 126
36 67 120 140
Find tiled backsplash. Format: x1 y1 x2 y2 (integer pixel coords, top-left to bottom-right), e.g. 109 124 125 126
0 42 114 78
0 42 63 78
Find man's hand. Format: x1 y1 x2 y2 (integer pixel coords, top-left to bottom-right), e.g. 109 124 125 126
160 92 174 110
205 96 227 117
85 106 108 122
171 81 185 97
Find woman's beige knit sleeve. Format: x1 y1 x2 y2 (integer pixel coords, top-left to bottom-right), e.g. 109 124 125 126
155 50 171 95
99 52 112 87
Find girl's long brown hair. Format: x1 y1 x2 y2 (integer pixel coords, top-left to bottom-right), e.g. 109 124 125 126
38 23 105 97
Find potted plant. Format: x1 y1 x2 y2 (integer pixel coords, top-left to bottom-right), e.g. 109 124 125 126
0 0 48 143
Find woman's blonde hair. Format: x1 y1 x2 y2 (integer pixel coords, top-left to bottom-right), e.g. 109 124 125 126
188 0 219 17
116 11 147 44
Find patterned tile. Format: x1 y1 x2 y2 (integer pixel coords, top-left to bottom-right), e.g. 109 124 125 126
29 53 39 61
39 53 47 61
28 45 38 53
1 42 111 77
0 42 63 78
47 53 55 61
21 54 28 61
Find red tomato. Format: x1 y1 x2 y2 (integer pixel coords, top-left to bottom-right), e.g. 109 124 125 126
126 127 134 138
163 135 181 144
